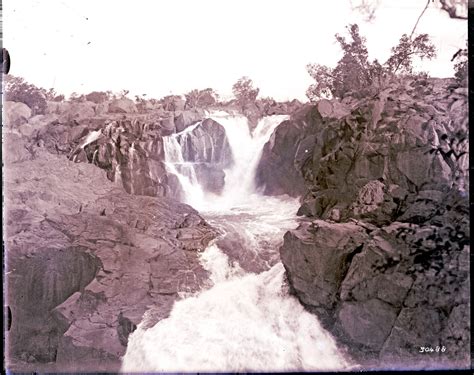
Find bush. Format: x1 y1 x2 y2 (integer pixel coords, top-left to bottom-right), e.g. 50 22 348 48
184 88 217 108
5 75 48 115
452 46 468 86
85 91 110 104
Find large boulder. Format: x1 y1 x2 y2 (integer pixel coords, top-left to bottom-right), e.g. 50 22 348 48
108 98 138 114
4 101 32 127
165 118 233 195
159 116 175 135
255 104 317 197
281 211 470 367
174 118 233 166
174 109 204 133
280 220 368 320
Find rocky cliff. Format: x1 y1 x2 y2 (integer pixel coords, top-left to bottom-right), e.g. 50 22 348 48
258 77 470 369
4 116 218 371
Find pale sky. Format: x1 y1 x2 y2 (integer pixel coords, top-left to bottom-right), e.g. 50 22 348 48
4 0 467 101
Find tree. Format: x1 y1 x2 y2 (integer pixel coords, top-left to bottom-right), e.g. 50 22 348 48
184 88 217 108
306 24 436 101
5 75 48 115
352 0 467 21
232 77 259 107
452 45 467 86
85 91 109 104
385 33 436 74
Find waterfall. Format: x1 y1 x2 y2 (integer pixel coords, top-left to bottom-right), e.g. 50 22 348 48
162 111 288 209
163 129 205 205
122 112 353 372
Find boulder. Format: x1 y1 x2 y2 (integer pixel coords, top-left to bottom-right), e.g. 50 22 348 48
255 105 317 197
159 116 175 135
5 101 32 127
108 98 138 114
174 118 233 166
174 109 203 133
171 97 186 112
317 99 350 119
280 220 368 311
46 101 71 115
58 101 96 122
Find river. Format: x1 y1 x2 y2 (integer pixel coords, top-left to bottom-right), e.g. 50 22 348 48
121 111 353 372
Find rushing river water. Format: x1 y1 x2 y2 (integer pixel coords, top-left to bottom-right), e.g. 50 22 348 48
121 112 352 372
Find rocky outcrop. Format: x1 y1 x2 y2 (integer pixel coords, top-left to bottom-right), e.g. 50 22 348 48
282 197 469 368
255 104 316 197
276 77 469 369
174 109 204 133
5 130 217 372
58 102 97 122
108 98 138 114
171 118 234 194
5 101 32 127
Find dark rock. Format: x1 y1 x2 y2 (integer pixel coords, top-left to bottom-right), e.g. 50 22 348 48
159 116 175 135
336 299 398 350
256 105 318 197
174 109 204 133
280 220 368 310
175 118 233 166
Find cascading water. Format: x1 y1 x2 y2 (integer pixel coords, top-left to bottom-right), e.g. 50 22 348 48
122 112 354 372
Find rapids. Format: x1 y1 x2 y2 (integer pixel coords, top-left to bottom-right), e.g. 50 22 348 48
121 112 353 372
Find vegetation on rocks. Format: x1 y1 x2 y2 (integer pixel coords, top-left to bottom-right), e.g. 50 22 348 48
255 19 469 369
306 24 436 101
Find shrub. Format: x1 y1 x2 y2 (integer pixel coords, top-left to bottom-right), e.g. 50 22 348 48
5 75 48 114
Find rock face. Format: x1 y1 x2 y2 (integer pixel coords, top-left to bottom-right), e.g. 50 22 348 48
5 130 217 371
174 109 204 133
275 78 469 369
171 118 234 194
255 105 316 196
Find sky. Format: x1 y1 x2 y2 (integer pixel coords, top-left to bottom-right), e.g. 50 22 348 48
4 0 467 101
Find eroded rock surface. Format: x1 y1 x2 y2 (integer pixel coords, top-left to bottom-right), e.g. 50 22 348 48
276 78 469 369
5 130 217 371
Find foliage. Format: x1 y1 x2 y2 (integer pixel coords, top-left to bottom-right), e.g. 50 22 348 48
69 92 85 102
160 94 183 111
385 34 436 74
232 76 259 107
85 91 110 103
306 24 436 101
452 46 468 86
184 88 217 108
5 75 48 115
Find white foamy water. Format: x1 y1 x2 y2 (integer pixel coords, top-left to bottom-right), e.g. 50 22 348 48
122 112 353 372
123 246 351 372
